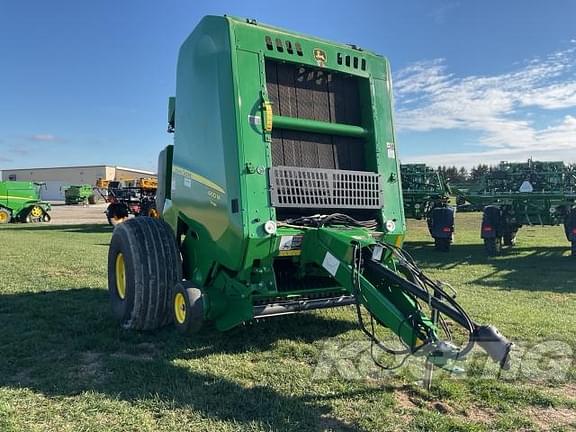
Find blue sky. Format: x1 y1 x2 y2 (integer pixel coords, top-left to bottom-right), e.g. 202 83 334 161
1 0 575 171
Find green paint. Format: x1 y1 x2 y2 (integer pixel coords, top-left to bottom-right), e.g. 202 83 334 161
273 115 369 138
462 160 576 226
401 164 450 220
64 184 94 205
0 181 51 223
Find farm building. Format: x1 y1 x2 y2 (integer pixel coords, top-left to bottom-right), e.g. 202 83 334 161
1 165 155 201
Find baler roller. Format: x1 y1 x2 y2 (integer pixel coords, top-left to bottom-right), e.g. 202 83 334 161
272 115 369 138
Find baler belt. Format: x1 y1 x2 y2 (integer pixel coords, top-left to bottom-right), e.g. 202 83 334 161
266 59 365 171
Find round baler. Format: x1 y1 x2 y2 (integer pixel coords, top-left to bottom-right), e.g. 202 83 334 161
108 16 512 379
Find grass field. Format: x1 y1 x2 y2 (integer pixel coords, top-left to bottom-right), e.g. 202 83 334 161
0 213 575 431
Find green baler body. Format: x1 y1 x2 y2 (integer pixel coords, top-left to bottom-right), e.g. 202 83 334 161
0 181 51 220
161 16 412 333
401 164 450 220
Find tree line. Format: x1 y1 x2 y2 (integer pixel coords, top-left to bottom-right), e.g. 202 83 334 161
436 164 490 184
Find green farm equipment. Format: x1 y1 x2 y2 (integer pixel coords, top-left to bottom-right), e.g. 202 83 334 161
401 164 455 251
0 181 51 223
107 16 511 376
459 159 576 256
64 184 96 205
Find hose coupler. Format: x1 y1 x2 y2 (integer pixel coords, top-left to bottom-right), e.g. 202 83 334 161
473 325 513 370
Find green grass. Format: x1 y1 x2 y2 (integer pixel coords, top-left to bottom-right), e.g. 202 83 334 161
0 215 575 431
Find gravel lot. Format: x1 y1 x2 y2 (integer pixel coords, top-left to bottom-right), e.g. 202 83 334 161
47 202 109 225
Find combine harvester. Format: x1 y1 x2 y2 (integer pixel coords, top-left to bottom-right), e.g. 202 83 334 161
0 181 51 224
107 16 511 380
460 159 576 256
401 164 455 251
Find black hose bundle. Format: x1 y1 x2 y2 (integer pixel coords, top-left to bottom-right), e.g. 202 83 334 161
284 213 378 230
349 240 480 371
350 241 418 370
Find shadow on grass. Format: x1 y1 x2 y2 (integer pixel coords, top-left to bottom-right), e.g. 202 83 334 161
0 288 365 431
0 223 112 234
404 241 575 293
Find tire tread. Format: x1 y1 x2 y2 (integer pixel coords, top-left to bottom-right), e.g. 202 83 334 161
109 217 181 330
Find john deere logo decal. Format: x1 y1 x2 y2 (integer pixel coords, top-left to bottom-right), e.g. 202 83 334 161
313 48 327 66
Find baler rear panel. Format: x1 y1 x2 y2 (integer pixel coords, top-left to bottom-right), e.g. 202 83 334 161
167 16 406 283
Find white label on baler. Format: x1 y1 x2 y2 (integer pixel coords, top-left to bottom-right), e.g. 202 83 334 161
248 115 261 125
184 178 192 188
279 236 295 250
322 252 340 277
372 244 384 261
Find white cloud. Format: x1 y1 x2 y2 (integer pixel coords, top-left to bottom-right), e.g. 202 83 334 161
28 134 60 142
518 82 576 109
394 46 576 166
402 115 576 168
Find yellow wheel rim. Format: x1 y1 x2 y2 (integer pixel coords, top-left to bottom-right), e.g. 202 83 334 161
174 292 187 324
149 208 159 218
0 212 7 223
111 216 128 225
115 253 126 300
30 206 43 218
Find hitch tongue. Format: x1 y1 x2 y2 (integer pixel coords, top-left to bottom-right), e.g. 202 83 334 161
474 325 512 370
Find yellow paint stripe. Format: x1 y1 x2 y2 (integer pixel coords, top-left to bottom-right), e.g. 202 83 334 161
278 249 301 257
3 196 36 200
173 165 226 194
394 235 404 248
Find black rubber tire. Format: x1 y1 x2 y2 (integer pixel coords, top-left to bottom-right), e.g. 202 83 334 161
88 194 97 205
484 237 502 256
139 199 158 218
42 212 51 223
106 203 130 225
434 237 451 252
108 217 182 330
0 208 11 224
172 282 204 335
503 233 516 247
24 206 44 223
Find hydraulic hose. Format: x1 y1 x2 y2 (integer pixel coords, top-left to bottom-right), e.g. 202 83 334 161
363 243 512 367
362 244 477 359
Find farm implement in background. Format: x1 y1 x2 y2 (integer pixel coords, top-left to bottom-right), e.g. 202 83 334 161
94 177 158 225
401 164 455 251
64 184 96 205
0 181 51 224
455 159 576 256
